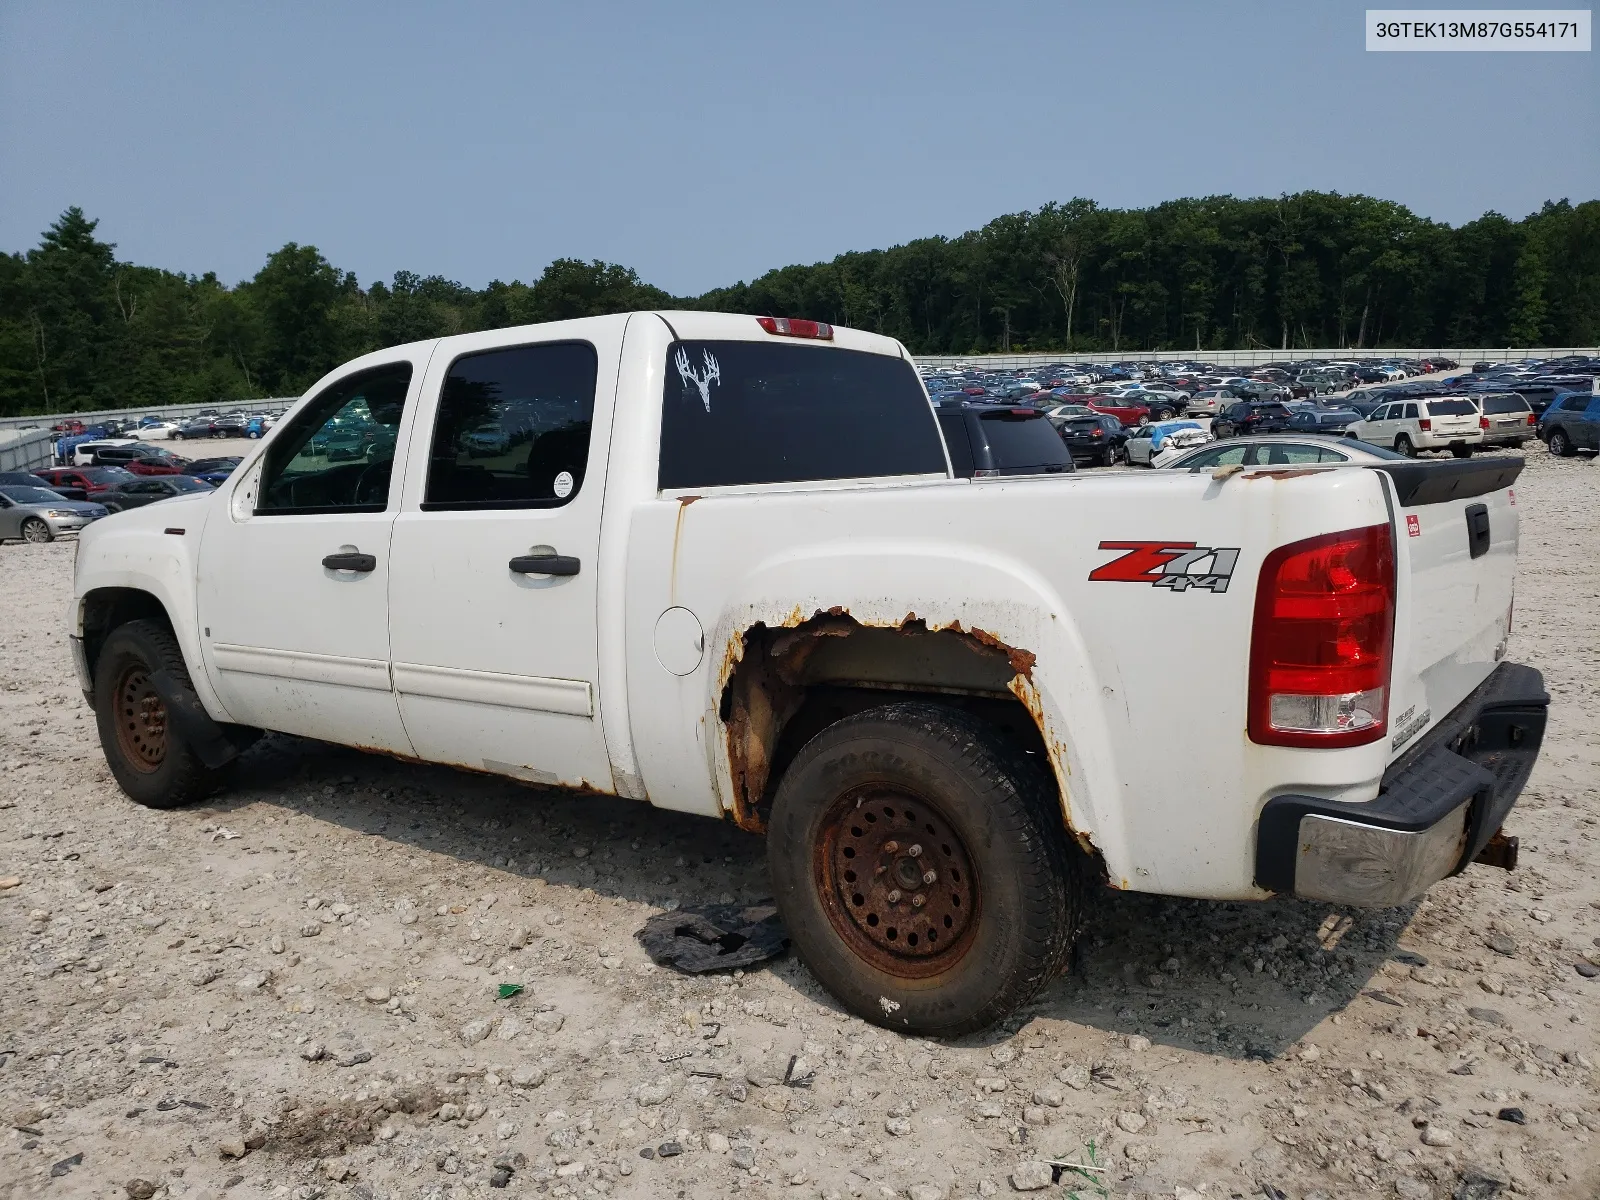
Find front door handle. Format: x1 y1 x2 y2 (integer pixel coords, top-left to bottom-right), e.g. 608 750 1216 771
509 554 580 576
322 552 377 572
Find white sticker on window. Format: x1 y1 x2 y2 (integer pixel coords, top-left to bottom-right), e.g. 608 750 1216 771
674 347 722 413
552 470 574 499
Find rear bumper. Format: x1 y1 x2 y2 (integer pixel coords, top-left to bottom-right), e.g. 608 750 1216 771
1254 661 1548 907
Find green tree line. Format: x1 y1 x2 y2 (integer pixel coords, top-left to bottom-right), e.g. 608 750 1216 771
3 193 1596 416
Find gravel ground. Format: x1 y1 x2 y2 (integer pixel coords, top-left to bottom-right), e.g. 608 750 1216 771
2 448 1596 1200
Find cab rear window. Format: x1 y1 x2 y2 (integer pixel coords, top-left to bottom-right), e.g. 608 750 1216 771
659 341 945 489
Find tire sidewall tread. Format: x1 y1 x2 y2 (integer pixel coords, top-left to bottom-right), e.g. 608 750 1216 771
767 701 1085 1037
93 618 220 808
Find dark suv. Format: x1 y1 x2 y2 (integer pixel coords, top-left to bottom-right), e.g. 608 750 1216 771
935 402 1076 478
1212 401 1293 439
1538 392 1600 456
1050 413 1126 466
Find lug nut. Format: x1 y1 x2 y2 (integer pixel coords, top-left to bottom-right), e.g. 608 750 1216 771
912 894 925 908
908 844 923 857
922 870 938 885
883 840 899 854
887 889 902 903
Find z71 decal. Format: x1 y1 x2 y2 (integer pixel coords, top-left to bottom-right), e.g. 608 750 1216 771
1089 541 1241 594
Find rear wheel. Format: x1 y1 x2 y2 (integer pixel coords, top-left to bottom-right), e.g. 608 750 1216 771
20 517 52 543
1395 434 1415 457
1548 428 1573 457
1100 447 1115 467
93 619 222 808
1451 445 1473 459
767 702 1087 1036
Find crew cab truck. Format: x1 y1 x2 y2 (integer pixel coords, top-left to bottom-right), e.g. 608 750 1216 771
70 312 1548 1036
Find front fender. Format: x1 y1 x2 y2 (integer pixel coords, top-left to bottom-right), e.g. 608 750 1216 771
71 494 234 724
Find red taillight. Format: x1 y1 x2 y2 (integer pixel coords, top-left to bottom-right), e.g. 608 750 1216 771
1418 417 1432 431
1526 413 1537 426
757 316 833 340
1249 524 1395 748
1479 415 1490 430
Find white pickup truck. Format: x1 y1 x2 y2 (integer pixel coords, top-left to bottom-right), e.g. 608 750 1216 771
69 311 1548 1035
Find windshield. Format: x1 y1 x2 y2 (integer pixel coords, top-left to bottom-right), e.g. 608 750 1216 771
82 467 134 481
1 486 67 504
169 476 213 492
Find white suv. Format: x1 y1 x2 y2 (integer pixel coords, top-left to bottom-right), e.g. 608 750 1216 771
1347 396 1484 458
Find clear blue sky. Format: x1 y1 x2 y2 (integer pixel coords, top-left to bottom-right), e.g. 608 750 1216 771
3 1 1595 296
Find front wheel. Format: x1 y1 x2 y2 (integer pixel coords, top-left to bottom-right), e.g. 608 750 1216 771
1548 429 1573 457
767 702 1086 1037
93 619 222 808
21 517 53 543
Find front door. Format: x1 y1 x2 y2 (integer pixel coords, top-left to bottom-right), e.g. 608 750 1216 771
386 319 624 791
196 356 427 753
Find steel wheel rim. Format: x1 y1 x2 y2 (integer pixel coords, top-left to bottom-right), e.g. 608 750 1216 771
813 786 981 979
23 520 49 543
114 666 167 772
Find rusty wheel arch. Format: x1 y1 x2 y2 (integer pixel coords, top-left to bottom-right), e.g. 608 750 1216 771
717 610 1099 872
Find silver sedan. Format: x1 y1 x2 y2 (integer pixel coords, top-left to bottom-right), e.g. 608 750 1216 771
0 485 109 543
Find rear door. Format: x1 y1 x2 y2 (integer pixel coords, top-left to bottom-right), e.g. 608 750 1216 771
386 319 625 791
1582 396 1600 449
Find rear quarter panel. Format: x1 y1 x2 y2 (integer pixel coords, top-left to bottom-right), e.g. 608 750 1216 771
621 464 1399 899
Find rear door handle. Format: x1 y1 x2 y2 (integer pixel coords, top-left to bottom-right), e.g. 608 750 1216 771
509 554 580 576
322 552 377 572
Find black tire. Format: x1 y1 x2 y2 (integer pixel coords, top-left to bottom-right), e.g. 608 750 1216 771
1548 428 1573 457
20 517 52 544
1451 445 1473 459
1395 434 1415 457
1100 447 1115 468
767 702 1087 1037
93 618 221 808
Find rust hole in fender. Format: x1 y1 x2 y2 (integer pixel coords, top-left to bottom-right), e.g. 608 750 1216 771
718 610 1047 835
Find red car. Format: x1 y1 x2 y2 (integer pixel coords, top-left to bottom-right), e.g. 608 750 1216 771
34 465 137 496
123 455 185 476
50 419 86 435
1086 398 1153 427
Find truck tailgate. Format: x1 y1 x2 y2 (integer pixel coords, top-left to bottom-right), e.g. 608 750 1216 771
1376 458 1522 762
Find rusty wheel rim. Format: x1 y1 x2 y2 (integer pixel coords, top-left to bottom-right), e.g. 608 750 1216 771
114 666 167 772
814 786 980 979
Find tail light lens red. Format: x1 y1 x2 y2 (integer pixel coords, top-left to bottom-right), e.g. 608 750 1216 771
1479 415 1490 430
1418 418 1432 431
1249 524 1395 748
1526 413 1537 426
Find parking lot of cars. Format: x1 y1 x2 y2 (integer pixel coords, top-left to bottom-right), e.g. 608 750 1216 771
922 352 1599 468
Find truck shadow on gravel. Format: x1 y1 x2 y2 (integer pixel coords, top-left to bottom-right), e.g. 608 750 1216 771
209 734 1416 1063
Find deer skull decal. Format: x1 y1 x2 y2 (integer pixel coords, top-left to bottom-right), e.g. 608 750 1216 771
675 347 722 413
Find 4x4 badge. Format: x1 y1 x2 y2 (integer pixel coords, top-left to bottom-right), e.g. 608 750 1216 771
1089 541 1241 594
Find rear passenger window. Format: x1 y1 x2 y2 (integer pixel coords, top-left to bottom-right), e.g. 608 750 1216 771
658 341 945 489
423 342 598 510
